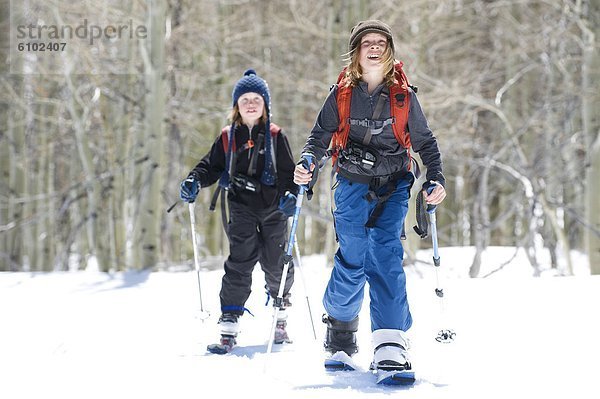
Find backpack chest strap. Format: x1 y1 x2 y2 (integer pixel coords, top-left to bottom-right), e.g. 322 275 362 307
360 90 389 146
348 116 395 133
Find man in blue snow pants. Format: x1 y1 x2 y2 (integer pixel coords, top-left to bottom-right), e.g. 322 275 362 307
294 20 447 373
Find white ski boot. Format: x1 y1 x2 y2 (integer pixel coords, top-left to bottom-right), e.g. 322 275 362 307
370 329 415 385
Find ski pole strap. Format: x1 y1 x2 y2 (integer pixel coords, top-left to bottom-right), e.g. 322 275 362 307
413 190 429 238
209 186 221 211
209 186 230 236
220 188 229 236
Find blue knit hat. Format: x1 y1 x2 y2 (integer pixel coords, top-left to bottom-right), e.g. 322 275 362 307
232 69 271 113
221 69 276 188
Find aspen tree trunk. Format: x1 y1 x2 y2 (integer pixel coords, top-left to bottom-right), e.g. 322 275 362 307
582 0 600 274
5 89 24 272
33 102 48 271
455 165 469 247
4 0 25 271
8 78 30 271
21 73 36 272
470 165 490 278
0 100 8 271
44 106 56 272
103 94 120 271
499 6 520 246
539 45 573 274
64 74 104 270
118 2 142 270
133 0 167 269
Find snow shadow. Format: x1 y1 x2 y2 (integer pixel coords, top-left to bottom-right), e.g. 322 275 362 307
201 343 294 359
294 374 444 393
77 269 152 293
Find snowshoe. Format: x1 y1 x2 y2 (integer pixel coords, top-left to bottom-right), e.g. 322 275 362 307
324 351 357 371
374 369 416 385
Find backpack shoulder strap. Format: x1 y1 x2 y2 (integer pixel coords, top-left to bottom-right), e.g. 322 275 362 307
221 125 234 152
269 123 281 136
213 125 234 235
332 68 352 166
389 62 413 169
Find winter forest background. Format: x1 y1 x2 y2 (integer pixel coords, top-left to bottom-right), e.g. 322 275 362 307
1 0 599 275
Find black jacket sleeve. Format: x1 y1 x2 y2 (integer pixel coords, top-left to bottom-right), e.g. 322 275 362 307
407 90 446 187
187 133 227 188
276 130 299 196
301 86 340 162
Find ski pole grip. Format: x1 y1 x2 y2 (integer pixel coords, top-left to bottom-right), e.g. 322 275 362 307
300 155 314 172
300 154 319 200
426 183 438 214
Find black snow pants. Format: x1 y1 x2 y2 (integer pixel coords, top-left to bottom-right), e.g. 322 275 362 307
219 201 294 315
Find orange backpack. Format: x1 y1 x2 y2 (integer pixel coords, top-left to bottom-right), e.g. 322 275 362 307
331 62 413 169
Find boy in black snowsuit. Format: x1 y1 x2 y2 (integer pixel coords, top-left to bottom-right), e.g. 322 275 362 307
180 70 298 350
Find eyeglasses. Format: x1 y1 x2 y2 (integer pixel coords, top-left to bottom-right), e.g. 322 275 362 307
238 96 264 106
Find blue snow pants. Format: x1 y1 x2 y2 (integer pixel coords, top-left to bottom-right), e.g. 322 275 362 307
323 175 413 331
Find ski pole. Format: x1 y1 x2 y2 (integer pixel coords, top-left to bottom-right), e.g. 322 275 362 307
426 185 455 343
265 157 313 365
265 184 307 357
293 233 317 340
188 202 210 321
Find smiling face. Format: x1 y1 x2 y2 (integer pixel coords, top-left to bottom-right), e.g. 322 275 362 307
358 32 388 71
237 92 265 126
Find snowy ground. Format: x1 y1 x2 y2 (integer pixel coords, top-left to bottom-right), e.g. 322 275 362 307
1 247 599 399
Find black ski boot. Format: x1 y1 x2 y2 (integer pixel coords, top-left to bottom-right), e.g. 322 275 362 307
323 314 359 356
322 315 359 370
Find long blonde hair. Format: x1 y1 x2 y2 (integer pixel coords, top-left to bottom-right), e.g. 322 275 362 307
343 45 395 88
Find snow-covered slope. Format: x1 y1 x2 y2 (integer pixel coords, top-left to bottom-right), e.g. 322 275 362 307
1 248 598 399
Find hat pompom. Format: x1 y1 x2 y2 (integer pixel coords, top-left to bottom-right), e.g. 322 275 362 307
244 69 256 77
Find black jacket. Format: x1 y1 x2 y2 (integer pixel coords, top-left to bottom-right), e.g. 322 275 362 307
188 123 298 210
303 83 445 186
